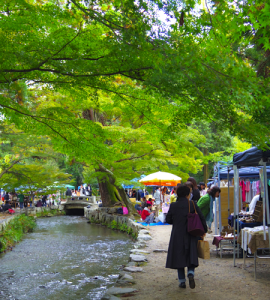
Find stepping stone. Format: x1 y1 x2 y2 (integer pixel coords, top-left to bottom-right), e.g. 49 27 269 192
134 242 146 249
123 266 143 272
130 254 147 262
137 235 152 241
118 273 134 280
107 287 138 295
130 249 150 254
139 230 150 235
153 249 167 253
116 273 136 285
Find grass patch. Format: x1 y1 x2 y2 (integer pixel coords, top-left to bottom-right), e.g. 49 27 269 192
0 214 36 252
35 209 66 218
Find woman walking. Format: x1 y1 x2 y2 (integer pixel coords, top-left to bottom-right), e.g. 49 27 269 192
166 185 207 289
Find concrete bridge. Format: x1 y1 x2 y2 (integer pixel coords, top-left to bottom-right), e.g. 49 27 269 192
63 196 99 215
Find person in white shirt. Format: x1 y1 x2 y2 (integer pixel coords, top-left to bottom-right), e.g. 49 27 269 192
249 194 260 214
153 187 161 217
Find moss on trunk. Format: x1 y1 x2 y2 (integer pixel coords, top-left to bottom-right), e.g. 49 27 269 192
97 164 138 216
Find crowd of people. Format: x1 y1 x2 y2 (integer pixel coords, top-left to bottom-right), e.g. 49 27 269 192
0 184 94 213
133 177 217 225
65 184 92 199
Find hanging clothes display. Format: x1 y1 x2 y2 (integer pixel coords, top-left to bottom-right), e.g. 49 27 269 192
245 180 251 203
252 181 257 198
240 180 246 202
256 180 260 194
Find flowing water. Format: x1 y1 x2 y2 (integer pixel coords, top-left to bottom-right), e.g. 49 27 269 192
0 216 134 300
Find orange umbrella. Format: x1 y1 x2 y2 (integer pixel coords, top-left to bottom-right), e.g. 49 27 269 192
139 171 181 186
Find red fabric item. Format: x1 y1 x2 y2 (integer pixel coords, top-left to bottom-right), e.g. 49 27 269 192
141 209 150 220
146 200 152 205
240 180 246 202
246 181 250 192
8 209 15 214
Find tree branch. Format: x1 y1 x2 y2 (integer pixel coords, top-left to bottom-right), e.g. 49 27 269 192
115 150 155 163
0 158 23 180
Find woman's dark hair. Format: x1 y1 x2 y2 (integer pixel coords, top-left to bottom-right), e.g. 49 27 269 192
187 177 198 189
207 186 221 197
184 181 193 189
177 185 191 198
146 203 152 207
198 182 205 191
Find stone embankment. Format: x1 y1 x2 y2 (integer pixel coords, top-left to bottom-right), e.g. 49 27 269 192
84 207 145 237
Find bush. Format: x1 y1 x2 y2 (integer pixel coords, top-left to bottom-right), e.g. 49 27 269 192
0 214 36 253
110 220 118 229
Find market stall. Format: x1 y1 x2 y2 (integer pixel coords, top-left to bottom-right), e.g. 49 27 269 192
238 226 270 280
211 161 270 256
232 146 270 269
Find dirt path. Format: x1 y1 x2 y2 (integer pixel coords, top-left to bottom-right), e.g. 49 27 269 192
126 225 270 300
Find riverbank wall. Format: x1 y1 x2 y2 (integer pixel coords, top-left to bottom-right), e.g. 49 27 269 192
0 205 64 232
84 207 145 239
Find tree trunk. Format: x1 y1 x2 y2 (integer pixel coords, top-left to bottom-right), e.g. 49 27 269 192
203 148 209 184
97 164 138 216
98 179 121 207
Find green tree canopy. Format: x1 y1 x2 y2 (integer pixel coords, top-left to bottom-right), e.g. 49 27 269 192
1 0 269 208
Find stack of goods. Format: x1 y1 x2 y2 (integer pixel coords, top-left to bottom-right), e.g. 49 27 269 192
239 216 255 223
239 211 253 217
221 225 234 237
238 210 254 223
252 201 263 222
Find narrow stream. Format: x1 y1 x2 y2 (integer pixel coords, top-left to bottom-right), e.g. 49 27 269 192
0 216 133 300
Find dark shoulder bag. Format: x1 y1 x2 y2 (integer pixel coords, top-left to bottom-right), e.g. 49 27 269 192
187 200 205 237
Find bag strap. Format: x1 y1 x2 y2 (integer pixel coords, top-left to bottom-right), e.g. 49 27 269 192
188 199 197 214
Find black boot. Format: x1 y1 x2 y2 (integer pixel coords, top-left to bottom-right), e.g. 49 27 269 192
188 274 195 289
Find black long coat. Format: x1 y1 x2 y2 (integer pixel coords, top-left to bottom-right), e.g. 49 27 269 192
166 197 207 269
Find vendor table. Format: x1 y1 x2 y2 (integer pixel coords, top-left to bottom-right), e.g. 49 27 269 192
213 236 237 258
238 226 270 280
236 220 263 230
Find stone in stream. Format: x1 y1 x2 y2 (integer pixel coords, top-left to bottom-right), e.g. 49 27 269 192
153 249 168 253
133 242 146 249
129 254 148 262
116 273 136 285
137 234 152 241
130 249 150 254
123 266 143 272
139 229 150 235
118 273 134 281
106 287 138 295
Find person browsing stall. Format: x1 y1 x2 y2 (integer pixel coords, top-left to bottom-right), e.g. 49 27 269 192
197 186 221 229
